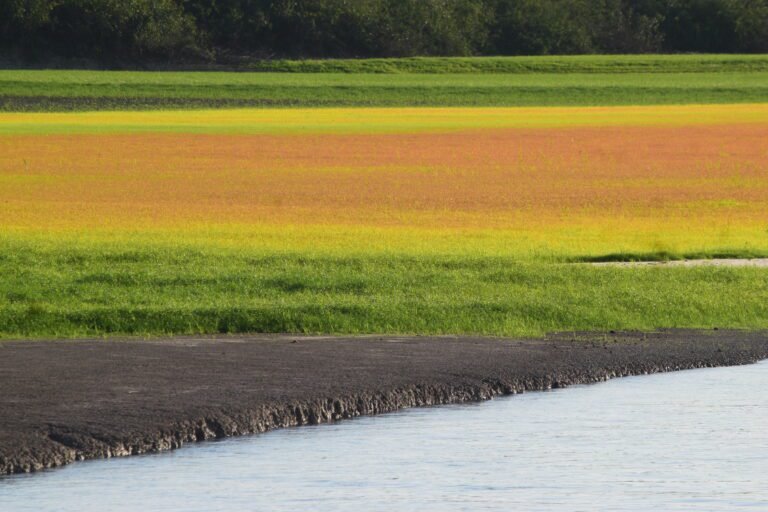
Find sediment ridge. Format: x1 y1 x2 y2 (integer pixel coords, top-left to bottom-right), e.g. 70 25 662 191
1 329 767 476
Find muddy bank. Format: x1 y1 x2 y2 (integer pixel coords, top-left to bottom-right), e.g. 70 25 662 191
589 258 768 268
1 329 767 476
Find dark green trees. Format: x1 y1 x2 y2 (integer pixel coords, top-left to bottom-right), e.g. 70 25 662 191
1 0 766 65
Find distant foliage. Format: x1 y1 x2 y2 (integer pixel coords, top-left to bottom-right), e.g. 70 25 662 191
1 0 201 62
1 0 767 65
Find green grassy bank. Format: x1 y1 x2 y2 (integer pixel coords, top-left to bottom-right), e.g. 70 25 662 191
2 240 766 339
3 55 768 111
246 55 768 73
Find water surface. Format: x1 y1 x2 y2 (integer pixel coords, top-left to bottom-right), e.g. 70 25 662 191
2 361 767 511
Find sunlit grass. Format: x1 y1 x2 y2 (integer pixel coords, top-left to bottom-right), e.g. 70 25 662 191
3 55 768 110
2 237 766 339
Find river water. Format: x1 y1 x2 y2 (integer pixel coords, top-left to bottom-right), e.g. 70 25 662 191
2 361 766 511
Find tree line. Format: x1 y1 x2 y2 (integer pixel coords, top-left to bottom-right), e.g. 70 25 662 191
2 0 767 66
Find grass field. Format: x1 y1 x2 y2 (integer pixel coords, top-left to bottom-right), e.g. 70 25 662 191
243 55 768 73
3 55 768 110
1 56 767 338
3 241 767 338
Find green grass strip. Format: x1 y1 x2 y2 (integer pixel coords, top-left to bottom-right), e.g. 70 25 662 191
2 60 768 111
245 55 768 74
2 241 766 339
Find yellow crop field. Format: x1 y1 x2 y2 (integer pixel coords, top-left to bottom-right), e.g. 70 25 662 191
1 105 767 260
1 104 767 135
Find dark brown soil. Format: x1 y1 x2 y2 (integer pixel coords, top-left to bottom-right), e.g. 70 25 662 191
1 329 766 476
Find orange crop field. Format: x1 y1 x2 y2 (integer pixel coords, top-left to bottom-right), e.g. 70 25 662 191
1 105 767 259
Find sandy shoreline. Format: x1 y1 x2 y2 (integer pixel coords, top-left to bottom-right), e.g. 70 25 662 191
1 329 767 476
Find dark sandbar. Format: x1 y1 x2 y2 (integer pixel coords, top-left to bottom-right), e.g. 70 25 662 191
1 329 766 476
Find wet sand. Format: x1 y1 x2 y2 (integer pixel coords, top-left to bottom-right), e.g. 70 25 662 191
1 329 767 476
